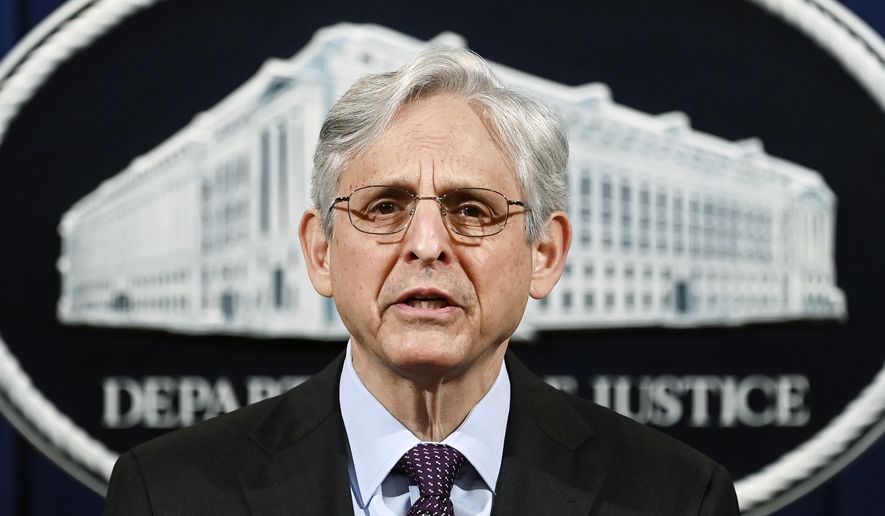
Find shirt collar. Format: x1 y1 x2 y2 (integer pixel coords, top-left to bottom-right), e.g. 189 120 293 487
339 342 511 507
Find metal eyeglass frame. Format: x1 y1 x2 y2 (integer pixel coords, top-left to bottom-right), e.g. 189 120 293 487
328 184 528 237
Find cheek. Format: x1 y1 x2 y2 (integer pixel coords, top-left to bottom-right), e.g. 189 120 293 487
331 237 393 308
471 240 533 313
331 241 366 301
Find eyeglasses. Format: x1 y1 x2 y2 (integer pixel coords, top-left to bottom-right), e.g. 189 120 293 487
329 185 528 237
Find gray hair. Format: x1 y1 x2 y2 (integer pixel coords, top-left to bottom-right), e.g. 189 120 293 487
311 46 568 242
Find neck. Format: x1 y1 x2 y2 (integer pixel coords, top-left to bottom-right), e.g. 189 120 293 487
352 343 507 442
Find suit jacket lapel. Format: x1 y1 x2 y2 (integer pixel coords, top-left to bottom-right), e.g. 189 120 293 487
238 353 354 516
233 350 606 515
493 352 606 515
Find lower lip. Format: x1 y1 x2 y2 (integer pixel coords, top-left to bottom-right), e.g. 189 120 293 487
392 303 460 318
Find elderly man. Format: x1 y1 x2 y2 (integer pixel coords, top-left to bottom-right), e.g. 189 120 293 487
104 47 739 515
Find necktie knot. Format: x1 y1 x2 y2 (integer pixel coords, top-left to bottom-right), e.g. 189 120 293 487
396 443 466 515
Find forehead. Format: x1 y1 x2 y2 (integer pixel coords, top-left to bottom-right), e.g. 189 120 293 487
341 95 519 194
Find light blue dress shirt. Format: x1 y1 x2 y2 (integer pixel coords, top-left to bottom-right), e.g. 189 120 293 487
339 343 511 516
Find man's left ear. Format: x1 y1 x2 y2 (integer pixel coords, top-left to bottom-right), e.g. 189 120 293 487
529 211 572 299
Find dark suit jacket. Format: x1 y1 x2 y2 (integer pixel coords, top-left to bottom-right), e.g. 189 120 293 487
104 352 739 515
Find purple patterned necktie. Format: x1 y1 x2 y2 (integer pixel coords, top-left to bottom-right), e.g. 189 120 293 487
396 443 467 516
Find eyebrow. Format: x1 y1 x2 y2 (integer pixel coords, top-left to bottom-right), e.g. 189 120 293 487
351 170 503 195
354 176 414 191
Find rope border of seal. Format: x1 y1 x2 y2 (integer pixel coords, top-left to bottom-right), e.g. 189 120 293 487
0 0 167 495
0 0 883 508
732 3 885 512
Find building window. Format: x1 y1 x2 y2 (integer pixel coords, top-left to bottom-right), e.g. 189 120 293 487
260 130 271 234
656 189 668 252
728 205 740 259
716 201 728 258
689 197 700 257
602 177 613 249
605 292 615 310
676 281 689 314
580 173 591 195
278 123 289 229
580 169 591 245
621 180 632 251
580 224 591 244
584 292 595 309
563 291 572 310
639 186 650 252
703 199 714 257
673 193 684 254
273 268 285 310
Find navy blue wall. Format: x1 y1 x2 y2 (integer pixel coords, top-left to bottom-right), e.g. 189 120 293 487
1 1 884 514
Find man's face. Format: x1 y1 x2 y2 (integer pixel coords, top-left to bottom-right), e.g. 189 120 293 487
327 95 534 380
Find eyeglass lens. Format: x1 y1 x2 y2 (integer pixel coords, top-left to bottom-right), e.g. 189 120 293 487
347 186 510 236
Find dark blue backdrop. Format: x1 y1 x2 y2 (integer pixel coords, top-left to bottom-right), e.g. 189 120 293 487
1 1 884 514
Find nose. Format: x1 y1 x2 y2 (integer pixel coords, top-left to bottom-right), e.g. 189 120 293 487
402 197 452 265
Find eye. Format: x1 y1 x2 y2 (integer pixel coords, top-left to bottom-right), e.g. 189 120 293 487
348 186 416 231
443 189 501 223
454 203 489 220
368 198 407 216
374 201 400 215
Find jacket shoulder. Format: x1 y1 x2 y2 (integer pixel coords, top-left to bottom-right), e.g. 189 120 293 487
104 353 347 515
131 391 282 465
104 394 286 516
505 352 739 515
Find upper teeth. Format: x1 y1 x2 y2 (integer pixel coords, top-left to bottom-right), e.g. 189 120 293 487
405 298 448 309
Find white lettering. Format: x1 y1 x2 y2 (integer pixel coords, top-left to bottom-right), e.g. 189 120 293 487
614 376 653 423
143 377 179 428
720 377 739 427
102 372 809 430
102 377 143 428
777 375 810 426
650 375 684 427
102 375 278 429
204 378 240 420
178 376 213 427
592 376 611 407
687 376 722 427
736 375 777 427
588 374 811 428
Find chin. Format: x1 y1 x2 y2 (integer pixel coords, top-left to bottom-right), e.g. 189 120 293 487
386 339 472 375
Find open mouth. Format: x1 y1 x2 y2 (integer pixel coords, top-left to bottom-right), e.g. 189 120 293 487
402 296 450 309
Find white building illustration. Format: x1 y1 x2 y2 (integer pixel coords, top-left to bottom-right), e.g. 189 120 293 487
56 24 846 339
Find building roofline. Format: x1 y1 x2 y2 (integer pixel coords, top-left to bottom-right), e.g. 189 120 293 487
59 23 835 230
